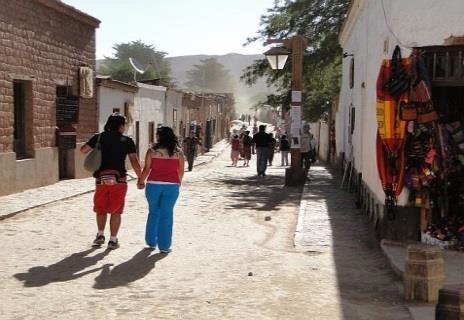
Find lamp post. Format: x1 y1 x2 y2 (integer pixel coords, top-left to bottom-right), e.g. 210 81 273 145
264 35 308 186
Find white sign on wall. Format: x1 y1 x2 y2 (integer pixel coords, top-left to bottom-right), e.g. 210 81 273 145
291 123 301 136
291 91 302 103
290 105 301 149
290 106 301 123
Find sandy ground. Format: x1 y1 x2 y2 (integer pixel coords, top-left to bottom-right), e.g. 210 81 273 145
0 149 410 319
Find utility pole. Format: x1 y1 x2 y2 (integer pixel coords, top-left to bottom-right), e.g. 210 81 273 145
265 35 308 186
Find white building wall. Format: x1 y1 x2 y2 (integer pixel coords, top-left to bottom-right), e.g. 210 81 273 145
338 9 369 173
134 83 167 158
338 0 464 204
166 89 183 136
390 0 464 49
309 122 319 142
318 121 330 162
98 86 136 133
334 98 348 162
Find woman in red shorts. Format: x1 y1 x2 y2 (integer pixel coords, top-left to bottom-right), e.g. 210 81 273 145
81 114 141 250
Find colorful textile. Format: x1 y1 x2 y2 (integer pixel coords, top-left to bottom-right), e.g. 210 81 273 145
376 133 406 197
376 54 411 198
376 58 410 152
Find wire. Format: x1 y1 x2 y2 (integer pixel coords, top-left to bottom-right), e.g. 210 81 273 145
380 0 413 49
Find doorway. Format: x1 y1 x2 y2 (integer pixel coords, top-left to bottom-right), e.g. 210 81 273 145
56 86 73 180
13 81 33 159
413 46 464 246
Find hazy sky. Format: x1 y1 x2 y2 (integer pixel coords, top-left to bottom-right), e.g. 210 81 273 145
62 0 276 59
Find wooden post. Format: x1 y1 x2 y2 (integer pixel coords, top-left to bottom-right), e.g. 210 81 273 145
285 35 307 186
420 208 428 232
289 35 306 170
265 35 308 186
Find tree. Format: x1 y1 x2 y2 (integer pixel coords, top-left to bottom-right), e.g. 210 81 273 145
241 0 350 121
98 40 171 83
184 58 235 93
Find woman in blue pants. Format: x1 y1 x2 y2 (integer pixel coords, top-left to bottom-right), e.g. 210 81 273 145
138 127 184 252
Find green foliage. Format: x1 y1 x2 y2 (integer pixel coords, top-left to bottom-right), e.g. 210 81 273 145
241 0 350 121
98 40 171 83
184 58 235 93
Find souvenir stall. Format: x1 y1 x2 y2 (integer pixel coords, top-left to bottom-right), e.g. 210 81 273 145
377 46 464 250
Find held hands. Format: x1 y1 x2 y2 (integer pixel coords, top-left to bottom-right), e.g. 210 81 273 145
136 179 145 190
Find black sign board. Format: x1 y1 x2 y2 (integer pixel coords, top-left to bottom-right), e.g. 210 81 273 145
56 96 79 124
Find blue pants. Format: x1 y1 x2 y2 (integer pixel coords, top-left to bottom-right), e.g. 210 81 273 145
145 183 180 250
256 147 269 174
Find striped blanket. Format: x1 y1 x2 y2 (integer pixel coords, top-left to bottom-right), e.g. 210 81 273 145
376 55 411 199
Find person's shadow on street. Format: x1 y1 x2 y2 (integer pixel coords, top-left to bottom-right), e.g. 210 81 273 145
93 249 167 290
14 248 111 287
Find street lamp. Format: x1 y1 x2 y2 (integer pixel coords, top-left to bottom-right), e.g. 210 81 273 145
264 35 308 186
263 46 290 70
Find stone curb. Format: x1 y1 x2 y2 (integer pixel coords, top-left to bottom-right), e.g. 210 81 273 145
0 176 137 222
0 189 104 221
380 239 405 279
293 165 329 249
0 140 229 221
294 170 317 249
294 193 308 249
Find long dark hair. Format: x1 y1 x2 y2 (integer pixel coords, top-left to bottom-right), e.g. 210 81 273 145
104 113 126 132
153 126 179 157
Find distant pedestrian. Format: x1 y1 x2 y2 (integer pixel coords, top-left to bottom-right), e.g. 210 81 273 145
280 135 290 166
231 134 240 166
251 125 258 154
239 132 245 160
242 130 252 166
252 125 271 177
300 124 312 170
137 127 184 253
80 113 141 250
309 133 317 164
252 124 258 135
268 133 277 166
183 132 202 171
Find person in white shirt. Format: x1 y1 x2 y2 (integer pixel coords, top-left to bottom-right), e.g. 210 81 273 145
300 124 312 169
309 134 317 163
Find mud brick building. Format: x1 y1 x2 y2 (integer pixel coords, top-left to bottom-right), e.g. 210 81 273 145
0 0 100 196
181 92 235 150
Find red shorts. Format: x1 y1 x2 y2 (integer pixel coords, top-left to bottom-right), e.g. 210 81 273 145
93 183 128 215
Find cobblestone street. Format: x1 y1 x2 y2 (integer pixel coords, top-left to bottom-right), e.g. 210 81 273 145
0 149 410 320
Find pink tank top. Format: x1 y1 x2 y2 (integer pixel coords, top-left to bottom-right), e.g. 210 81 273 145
147 155 181 184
